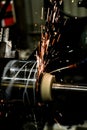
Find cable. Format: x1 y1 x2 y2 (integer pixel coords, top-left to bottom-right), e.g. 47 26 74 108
5 61 32 99
23 61 36 104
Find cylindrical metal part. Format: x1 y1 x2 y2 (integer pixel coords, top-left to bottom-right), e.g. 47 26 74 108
1 60 37 87
1 60 37 102
52 83 87 92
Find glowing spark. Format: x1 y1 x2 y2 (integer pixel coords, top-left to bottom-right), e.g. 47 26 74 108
50 64 77 74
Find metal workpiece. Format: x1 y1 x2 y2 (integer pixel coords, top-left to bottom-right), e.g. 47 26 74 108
52 83 87 92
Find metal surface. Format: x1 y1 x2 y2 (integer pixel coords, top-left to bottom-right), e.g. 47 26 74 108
52 83 87 92
1 60 37 86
